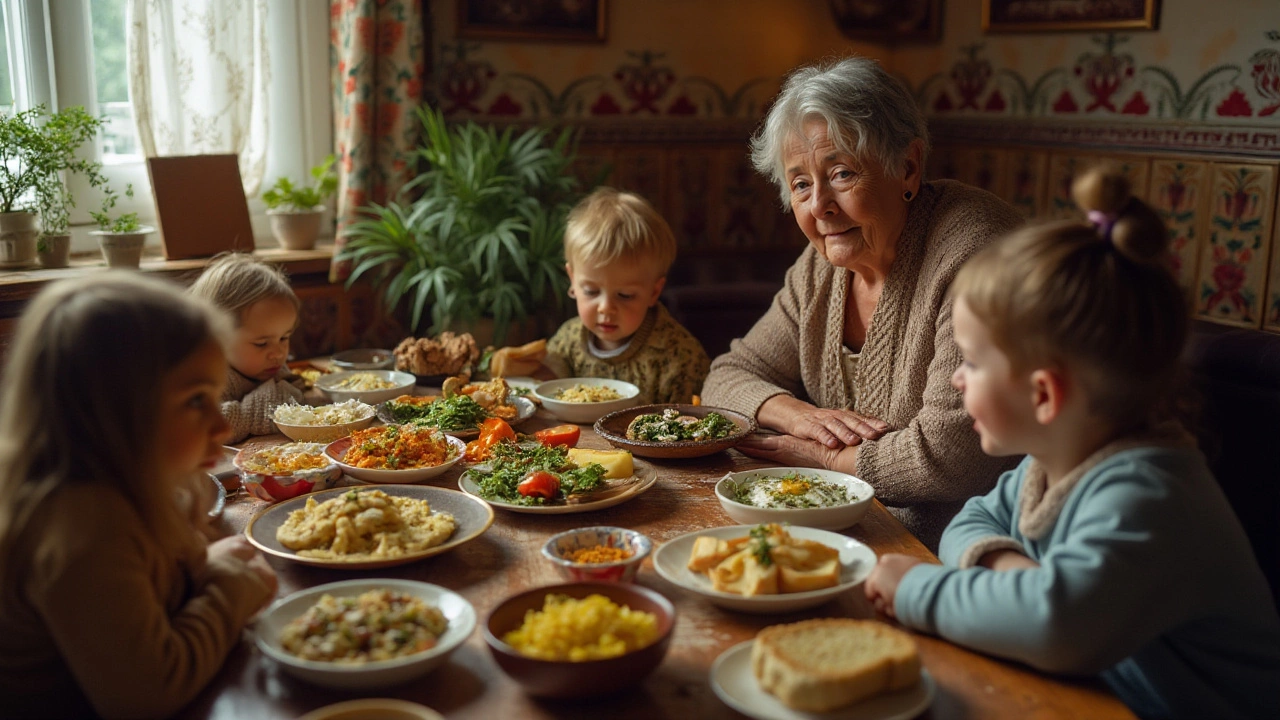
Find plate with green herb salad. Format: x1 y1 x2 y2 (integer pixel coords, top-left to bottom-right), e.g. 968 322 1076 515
377 395 535 437
594 404 755 459
457 441 657 514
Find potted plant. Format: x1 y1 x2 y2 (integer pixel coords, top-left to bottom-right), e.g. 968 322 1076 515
0 105 105 268
262 155 337 250
338 107 587 346
89 184 153 268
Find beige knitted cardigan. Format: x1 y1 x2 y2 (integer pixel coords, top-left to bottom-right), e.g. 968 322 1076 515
702 180 1024 550
221 367 304 443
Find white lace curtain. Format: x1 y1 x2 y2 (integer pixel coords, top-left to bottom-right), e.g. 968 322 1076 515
126 0 271 195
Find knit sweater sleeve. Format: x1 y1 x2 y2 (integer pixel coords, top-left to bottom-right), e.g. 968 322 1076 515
221 378 302 443
27 487 272 719
701 254 808 415
651 323 711 404
936 464 1029 568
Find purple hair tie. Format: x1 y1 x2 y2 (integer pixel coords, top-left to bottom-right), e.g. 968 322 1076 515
1087 210 1118 242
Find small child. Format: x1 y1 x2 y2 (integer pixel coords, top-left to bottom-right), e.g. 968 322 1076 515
544 187 710 404
865 167 1280 719
190 253 311 442
0 273 277 718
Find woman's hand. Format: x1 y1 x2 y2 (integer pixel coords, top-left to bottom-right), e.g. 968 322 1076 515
865 553 926 618
736 433 858 471
757 395 889 449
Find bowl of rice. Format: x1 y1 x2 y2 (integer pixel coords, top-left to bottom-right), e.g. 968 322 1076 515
254 578 475 690
316 370 416 405
234 441 343 502
273 400 377 443
483 582 675 698
541 527 652 583
532 378 640 424
325 424 467 483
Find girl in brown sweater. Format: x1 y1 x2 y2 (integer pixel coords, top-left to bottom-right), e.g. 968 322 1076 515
0 273 277 719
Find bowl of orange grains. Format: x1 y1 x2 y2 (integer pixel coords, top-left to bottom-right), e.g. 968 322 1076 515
541 527 652 583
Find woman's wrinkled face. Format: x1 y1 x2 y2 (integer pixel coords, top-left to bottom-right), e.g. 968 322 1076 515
784 118 914 271
229 296 297 381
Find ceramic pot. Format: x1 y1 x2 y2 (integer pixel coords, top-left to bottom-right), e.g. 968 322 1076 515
91 226 154 269
37 233 72 268
0 211 40 268
267 207 325 250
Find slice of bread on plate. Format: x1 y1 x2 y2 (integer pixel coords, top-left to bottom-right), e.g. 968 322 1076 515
751 618 920 712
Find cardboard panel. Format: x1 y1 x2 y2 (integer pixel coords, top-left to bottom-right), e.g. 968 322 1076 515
147 154 255 260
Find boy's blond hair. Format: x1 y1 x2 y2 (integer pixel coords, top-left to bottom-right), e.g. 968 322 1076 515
564 187 677 275
189 253 299 324
952 165 1187 430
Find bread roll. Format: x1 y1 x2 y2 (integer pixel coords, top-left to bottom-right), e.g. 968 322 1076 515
489 339 547 378
752 619 921 712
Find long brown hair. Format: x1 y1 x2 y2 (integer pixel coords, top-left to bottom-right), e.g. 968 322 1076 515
0 273 232 567
952 165 1187 430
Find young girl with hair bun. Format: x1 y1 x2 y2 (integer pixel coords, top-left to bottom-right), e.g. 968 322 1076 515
0 273 277 718
866 166 1280 719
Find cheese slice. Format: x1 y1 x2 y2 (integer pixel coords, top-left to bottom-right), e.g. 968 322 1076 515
566 448 634 479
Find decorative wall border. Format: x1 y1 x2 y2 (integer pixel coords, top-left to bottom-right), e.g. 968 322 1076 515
928 118 1280 157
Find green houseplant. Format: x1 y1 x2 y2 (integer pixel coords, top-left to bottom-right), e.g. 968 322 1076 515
0 105 105 268
89 183 152 268
339 107 586 346
263 154 338 250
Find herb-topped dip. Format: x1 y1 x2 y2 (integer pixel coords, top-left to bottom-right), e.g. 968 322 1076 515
727 472 857 509
625 408 738 442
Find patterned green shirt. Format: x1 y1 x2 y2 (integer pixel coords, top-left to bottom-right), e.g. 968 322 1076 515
545 303 711 404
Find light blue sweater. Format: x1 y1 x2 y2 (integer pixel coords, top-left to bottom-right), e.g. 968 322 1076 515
895 443 1280 719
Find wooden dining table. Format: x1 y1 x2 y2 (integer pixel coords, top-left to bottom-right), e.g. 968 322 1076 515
177 401 1136 720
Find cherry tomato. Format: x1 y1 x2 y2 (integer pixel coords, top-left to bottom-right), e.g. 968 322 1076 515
534 424 581 449
517 470 561 499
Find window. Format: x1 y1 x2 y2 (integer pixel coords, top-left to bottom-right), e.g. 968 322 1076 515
89 0 139 164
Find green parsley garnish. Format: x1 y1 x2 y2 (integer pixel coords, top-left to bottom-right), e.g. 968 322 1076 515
464 441 606 506
384 395 488 430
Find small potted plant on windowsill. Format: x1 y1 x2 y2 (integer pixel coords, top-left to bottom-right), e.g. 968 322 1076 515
262 155 337 250
89 184 153 268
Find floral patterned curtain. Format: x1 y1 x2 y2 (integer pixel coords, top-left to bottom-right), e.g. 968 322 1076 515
329 0 426 281
127 0 271 195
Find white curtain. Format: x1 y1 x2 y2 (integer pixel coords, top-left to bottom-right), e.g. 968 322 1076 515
126 0 271 195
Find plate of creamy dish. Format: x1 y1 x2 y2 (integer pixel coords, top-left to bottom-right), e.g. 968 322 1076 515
715 467 875 531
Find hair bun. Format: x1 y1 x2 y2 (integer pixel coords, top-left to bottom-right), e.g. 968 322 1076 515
1071 164 1168 264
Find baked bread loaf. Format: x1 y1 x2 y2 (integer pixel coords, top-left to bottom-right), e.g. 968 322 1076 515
489 339 546 378
752 619 920 712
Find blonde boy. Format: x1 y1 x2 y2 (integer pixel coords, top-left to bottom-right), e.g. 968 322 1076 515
544 187 710 404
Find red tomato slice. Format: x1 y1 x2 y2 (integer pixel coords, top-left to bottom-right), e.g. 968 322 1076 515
534 424 581 449
517 470 561 499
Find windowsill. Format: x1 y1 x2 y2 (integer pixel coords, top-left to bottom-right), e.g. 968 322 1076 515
0 241 337 302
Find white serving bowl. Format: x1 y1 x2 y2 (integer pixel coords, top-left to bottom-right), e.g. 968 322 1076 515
254 578 475 690
325 433 467 484
652 525 877 614
714 467 876 531
272 401 377 443
316 370 416 405
533 378 640 424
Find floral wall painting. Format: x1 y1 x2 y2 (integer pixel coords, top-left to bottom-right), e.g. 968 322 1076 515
457 0 606 42
828 0 943 43
983 0 1160 33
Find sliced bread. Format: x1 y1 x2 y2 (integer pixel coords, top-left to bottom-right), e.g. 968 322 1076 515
751 618 921 712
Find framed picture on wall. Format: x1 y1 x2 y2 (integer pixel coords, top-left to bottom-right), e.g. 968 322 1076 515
829 0 943 43
457 0 606 42
983 0 1160 33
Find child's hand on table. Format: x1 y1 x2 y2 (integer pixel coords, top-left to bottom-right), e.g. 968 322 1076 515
865 553 927 618
208 535 279 610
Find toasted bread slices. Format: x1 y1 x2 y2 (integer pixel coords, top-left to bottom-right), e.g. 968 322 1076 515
752 619 921 712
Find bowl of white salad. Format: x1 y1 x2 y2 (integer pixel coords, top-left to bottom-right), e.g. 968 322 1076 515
714 467 875 531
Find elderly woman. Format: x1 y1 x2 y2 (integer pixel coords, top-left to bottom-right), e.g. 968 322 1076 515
702 57 1023 550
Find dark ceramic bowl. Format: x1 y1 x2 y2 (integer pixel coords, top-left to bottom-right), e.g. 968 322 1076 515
593 404 756 459
484 582 675 698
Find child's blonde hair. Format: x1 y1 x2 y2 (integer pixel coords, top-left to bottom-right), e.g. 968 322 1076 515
953 165 1187 429
0 273 233 566
189 253 299 324
564 187 677 275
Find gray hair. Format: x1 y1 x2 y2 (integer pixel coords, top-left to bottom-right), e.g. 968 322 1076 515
751 56 930 208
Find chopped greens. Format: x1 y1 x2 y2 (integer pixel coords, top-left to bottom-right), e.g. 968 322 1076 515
626 408 738 443
727 471 855 509
749 524 774 567
464 441 606 506
384 395 488 430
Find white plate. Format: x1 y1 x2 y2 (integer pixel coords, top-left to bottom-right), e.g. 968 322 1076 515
299 698 443 720
325 433 466 484
533 378 641 424
316 370 417 405
653 525 876 614
710 640 935 720
715 468 875 531
457 460 659 514
255 579 475 690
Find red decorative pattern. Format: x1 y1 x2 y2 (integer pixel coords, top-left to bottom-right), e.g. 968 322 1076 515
614 51 676 114
1074 37 1136 112
590 93 622 115
1121 91 1151 115
1217 88 1255 117
487 93 523 116
1052 90 1079 113
1250 48 1280 116
983 90 1007 112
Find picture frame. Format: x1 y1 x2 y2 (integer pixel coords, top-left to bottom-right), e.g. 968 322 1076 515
457 0 606 43
982 0 1160 33
829 0 943 43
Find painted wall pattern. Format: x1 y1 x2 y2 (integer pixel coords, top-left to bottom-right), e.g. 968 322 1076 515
1195 164 1276 327
1150 160 1210 292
